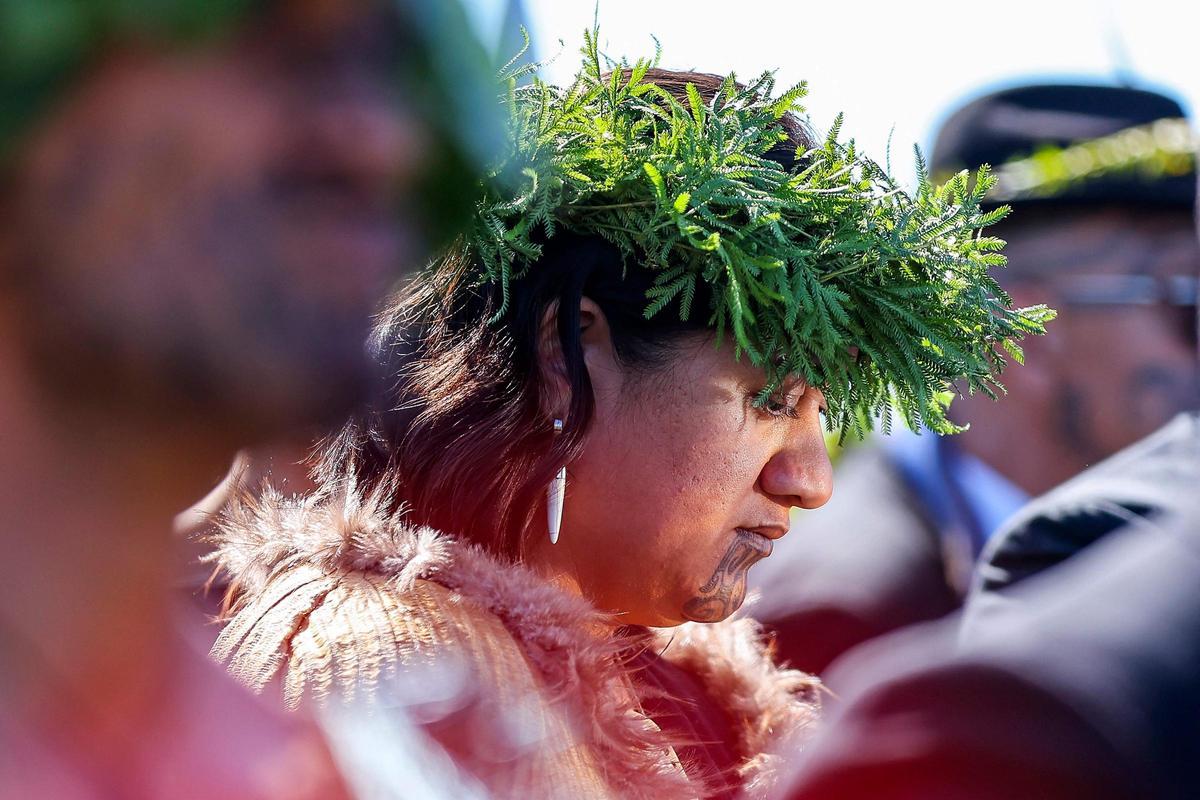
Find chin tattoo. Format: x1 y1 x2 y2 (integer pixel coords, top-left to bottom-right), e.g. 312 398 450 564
681 532 771 623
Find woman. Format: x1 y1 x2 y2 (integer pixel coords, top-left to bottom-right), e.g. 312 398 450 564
208 35 1051 799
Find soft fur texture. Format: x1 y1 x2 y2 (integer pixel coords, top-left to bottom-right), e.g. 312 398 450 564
207 481 820 799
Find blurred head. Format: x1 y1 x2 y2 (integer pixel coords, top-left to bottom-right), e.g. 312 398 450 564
988 206 1197 464
0 0 490 443
932 84 1199 491
327 71 833 627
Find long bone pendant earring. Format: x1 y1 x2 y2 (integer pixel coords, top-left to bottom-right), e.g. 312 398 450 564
547 418 566 544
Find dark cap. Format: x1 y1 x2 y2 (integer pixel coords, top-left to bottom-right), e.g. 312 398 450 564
931 83 1195 208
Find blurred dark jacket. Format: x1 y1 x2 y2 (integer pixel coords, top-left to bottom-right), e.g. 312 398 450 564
780 419 1200 800
750 433 1025 675
966 411 1200 632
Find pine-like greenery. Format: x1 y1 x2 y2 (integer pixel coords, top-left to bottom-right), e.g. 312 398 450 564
466 29 1055 438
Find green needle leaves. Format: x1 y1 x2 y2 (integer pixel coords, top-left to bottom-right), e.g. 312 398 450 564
464 28 1055 439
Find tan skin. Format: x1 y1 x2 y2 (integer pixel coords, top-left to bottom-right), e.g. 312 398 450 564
953 209 1198 494
529 300 834 627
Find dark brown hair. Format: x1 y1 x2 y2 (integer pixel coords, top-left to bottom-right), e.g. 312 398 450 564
320 70 816 560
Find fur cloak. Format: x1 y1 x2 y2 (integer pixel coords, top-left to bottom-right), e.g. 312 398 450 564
207 483 820 799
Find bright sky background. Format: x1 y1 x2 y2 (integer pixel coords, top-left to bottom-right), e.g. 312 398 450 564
464 0 1200 189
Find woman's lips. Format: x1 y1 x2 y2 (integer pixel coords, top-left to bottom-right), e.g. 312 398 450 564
735 527 774 558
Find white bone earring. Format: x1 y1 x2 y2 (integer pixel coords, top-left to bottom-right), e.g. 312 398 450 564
548 419 566 544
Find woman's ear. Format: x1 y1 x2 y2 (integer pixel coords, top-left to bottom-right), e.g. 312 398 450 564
536 297 619 419
578 297 615 364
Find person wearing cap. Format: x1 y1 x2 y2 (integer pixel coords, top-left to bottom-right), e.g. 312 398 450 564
0 1 492 797
776 92 1200 800
749 82 1199 676
778 383 1200 799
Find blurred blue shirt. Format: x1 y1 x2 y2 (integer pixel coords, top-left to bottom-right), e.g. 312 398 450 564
885 426 1028 565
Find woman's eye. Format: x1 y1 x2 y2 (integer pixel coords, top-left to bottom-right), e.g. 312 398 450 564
764 395 800 419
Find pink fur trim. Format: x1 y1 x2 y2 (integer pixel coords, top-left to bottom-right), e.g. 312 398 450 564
654 617 821 797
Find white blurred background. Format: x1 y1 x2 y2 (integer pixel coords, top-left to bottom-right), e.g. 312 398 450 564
463 0 1200 188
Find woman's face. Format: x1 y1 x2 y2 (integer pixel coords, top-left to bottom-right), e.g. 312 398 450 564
532 311 833 627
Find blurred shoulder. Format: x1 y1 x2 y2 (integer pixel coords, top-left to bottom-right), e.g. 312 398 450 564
996 411 1200 534
801 515 1200 800
781 635 1137 800
975 412 1200 598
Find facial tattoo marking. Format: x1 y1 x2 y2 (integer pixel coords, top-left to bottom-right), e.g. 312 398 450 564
681 530 771 622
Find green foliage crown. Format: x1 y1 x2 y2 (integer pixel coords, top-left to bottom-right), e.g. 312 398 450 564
465 29 1055 438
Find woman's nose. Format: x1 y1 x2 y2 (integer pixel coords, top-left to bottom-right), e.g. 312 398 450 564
760 433 833 510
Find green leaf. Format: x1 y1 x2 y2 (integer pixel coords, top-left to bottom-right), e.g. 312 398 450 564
686 81 705 126
643 161 666 200
457 27 1055 439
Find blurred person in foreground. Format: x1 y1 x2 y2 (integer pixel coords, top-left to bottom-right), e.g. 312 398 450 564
781 500 1200 800
0 1 491 797
202 31 1054 800
750 83 1199 676
779 132 1200 800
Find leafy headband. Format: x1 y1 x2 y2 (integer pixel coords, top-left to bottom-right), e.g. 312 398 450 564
465 30 1055 438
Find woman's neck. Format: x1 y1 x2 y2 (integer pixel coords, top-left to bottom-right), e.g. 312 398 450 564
523 539 627 637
